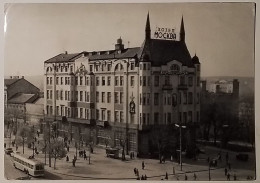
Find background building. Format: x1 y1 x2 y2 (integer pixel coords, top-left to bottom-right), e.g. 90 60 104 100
43 14 201 156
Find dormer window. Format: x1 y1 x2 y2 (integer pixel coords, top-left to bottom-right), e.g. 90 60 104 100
170 64 180 71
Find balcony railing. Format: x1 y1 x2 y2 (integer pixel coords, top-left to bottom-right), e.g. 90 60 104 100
162 84 173 90
177 84 188 90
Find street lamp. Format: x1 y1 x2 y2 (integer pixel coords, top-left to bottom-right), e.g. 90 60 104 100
175 123 186 171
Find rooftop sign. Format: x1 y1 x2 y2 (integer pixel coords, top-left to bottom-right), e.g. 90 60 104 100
154 27 176 40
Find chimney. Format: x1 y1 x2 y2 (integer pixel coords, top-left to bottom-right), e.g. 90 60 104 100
65 51 68 54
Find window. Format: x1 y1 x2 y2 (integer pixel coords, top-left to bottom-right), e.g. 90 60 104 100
140 76 142 86
183 112 187 123
130 62 135 70
120 111 124 123
143 93 146 105
120 76 123 86
84 91 86 102
188 77 193 86
115 111 119 122
143 76 146 86
146 93 150 105
107 110 111 122
140 113 142 124
90 65 93 72
60 77 63 85
167 94 171 105
184 92 187 104
197 111 200 122
197 76 200 86
50 77 53 85
140 63 143 70
86 109 90 119
197 93 200 104
47 90 49 99
75 77 78 85
95 65 99 72
56 77 59 85
107 92 111 103
101 64 105 71
154 76 159 87
143 113 146 124
130 76 134 86
107 76 111 86
188 92 193 104
120 92 123 104
170 64 180 71
96 92 99 102
47 77 49 85
167 113 171 124
67 77 70 85
179 92 181 104
56 90 59 100
87 92 90 102
140 93 142 104
96 109 100 120
115 92 119 103
188 111 192 122
179 112 182 122
75 91 78 101
80 76 83 85
46 105 49 115
197 65 200 72
65 91 67 100
86 77 89 86
147 63 150 70
102 110 105 121
70 66 73 72
102 92 105 103
96 77 99 86
102 77 105 86
56 106 59 116
154 93 159 105
80 108 83 118
147 113 150 125
154 113 159 125
115 76 119 86
107 64 111 71
80 91 83 101
143 63 146 70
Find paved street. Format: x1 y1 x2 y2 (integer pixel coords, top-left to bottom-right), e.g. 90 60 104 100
4 136 255 181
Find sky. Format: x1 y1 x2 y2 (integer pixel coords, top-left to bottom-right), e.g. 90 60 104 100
3 3 255 77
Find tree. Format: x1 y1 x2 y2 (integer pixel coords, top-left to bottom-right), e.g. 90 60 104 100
51 138 67 169
73 127 81 159
5 107 26 136
17 125 31 154
120 138 126 161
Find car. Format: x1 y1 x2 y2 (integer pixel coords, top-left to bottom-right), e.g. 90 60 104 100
5 148 13 155
236 153 249 161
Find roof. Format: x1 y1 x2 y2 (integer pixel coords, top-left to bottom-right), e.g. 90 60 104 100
44 53 82 63
139 39 194 67
8 93 38 104
33 97 44 105
4 79 19 87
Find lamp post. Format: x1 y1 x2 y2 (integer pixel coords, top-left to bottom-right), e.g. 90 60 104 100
175 123 186 171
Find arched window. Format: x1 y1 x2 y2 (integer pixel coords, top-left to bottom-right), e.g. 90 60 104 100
115 63 124 71
170 64 180 71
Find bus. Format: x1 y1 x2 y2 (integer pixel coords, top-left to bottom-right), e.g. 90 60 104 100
12 153 44 177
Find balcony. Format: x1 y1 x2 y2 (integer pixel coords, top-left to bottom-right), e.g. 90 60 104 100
177 84 188 90
67 101 76 107
162 84 173 90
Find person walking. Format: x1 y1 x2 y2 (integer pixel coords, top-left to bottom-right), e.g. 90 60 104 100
66 155 69 162
144 174 147 180
67 146 69 152
193 173 197 180
141 175 144 180
227 173 230 181
72 159 75 167
185 174 188 180
165 172 168 180
142 161 145 170
84 153 87 160
134 168 137 175
225 168 228 176
136 169 139 178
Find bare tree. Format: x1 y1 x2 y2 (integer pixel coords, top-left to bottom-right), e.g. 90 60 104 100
51 138 67 169
16 125 31 154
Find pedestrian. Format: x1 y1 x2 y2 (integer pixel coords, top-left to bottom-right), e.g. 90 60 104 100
141 175 144 180
165 172 168 180
233 174 237 180
173 166 175 175
185 174 188 180
34 137 37 142
134 168 137 175
66 155 69 162
142 161 145 170
84 153 87 160
193 173 197 180
130 152 132 159
16 145 18 151
4 143 6 149
72 159 75 167
137 176 140 180
12 141 14 147
67 146 69 152
225 168 227 176
227 173 230 181
136 169 139 177
144 174 147 180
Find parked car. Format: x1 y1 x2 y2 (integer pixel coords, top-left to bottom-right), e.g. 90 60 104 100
236 153 249 161
5 148 13 155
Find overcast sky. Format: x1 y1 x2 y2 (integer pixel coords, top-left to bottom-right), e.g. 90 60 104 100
4 3 255 77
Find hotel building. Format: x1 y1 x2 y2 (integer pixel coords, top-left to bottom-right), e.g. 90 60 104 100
44 14 201 155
